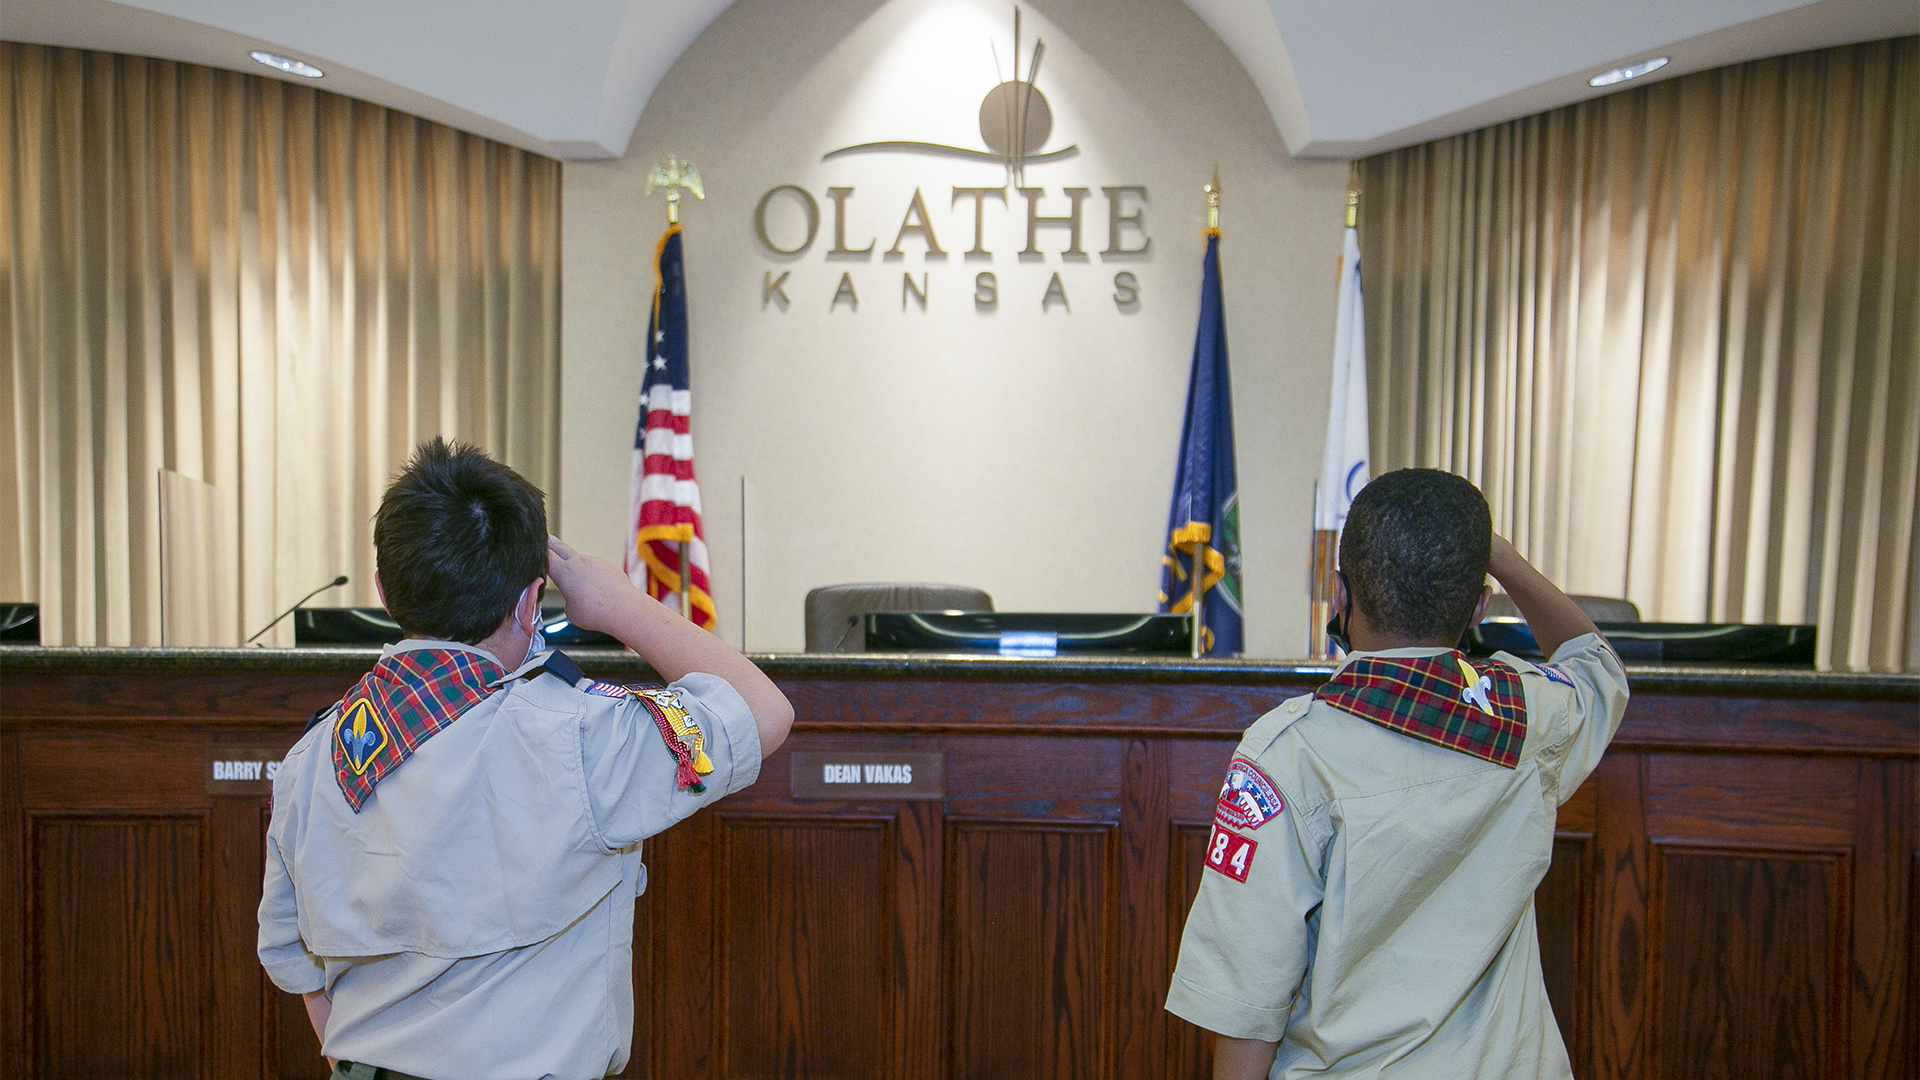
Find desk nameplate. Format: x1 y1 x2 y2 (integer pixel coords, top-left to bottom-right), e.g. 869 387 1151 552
205 746 287 795
790 750 944 800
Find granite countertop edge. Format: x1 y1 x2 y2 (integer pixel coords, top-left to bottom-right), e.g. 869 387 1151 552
3 646 1915 699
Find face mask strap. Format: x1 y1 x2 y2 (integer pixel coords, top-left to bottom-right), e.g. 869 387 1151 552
522 580 548 663
1325 570 1353 655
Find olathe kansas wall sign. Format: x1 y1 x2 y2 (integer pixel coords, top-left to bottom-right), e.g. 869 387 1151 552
753 9 1150 315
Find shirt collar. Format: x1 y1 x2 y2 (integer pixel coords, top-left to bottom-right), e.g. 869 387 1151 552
1333 644 1456 677
381 637 510 669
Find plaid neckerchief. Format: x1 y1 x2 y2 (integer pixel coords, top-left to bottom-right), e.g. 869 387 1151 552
332 648 505 812
1315 651 1528 768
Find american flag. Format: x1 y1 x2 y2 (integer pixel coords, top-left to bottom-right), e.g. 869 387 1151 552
626 224 715 629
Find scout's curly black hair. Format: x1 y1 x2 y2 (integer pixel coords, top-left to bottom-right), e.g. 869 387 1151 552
374 438 547 643
1339 469 1491 641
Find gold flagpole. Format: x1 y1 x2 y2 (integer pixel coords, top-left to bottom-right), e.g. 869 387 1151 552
645 155 705 620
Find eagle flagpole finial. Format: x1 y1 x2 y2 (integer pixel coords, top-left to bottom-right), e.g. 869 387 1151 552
645 155 705 225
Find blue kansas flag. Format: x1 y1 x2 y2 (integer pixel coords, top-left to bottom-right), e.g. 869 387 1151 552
1158 230 1242 656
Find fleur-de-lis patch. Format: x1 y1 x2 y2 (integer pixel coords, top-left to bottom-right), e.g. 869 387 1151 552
336 697 390 776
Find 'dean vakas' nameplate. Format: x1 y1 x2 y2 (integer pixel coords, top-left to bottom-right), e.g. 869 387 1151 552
789 750 944 800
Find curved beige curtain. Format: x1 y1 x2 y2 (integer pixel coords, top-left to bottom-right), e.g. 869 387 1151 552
2 44 561 646
1360 37 1919 672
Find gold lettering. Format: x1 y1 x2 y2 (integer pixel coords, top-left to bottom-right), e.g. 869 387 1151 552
1042 272 1069 311
974 271 997 309
828 187 874 257
887 188 945 257
951 187 1007 258
1102 186 1151 256
763 271 791 310
1113 271 1140 307
830 272 859 311
903 273 928 310
754 185 818 255
1019 187 1091 256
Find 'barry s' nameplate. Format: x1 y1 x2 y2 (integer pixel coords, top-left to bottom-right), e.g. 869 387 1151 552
205 747 288 795
789 751 944 800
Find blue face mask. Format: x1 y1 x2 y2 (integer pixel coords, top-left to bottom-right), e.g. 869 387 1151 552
524 625 547 664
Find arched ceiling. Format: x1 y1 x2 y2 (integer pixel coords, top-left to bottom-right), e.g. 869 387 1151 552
7 0 1915 160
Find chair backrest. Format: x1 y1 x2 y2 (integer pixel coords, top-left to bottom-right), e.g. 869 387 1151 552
1484 593 1642 623
804 583 994 652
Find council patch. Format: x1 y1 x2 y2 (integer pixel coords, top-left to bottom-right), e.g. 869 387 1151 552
1214 757 1284 831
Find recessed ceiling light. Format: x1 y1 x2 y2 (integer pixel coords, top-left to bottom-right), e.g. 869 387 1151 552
250 50 323 78
1589 57 1668 87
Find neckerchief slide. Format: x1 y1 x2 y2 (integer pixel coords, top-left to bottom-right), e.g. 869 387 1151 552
332 649 505 812
1315 651 1528 767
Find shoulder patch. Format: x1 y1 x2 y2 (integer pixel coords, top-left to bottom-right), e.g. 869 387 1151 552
1534 662 1575 687
634 687 716 793
586 680 633 699
1214 757 1285 831
1204 822 1258 883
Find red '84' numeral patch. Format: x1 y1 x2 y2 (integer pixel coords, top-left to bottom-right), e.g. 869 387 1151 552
1205 823 1258 883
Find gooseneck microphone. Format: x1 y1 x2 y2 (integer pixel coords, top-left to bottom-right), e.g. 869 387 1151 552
245 575 349 646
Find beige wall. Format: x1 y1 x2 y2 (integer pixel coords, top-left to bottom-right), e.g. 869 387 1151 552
561 0 1349 654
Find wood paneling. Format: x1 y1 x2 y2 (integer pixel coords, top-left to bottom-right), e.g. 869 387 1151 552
718 817 892 1079
1612 693 1917 758
782 679 1292 738
1167 824 1215 1080
940 736 1123 822
19 732 209 810
1656 849 1843 1079
1169 740 1234 825
0 731 26 1079
947 822 1114 1080
1592 754 1654 1080
1 660 1913 1079
651 804 719 1080
1647 755 1857 846
1116 740 1170 1080
1909 848 1919 1080
31 816 203 1079
1538 836 1590 1071
5 669 351 724
1853 762 1916 1080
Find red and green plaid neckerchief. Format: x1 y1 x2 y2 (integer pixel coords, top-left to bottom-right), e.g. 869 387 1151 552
332 648 505 812
1316 651 1528 767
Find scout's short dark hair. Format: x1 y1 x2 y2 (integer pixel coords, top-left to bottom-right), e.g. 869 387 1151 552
1340 469 1491 641
374 438 547 643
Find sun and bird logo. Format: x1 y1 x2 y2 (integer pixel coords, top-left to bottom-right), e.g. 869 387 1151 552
824 5 1077 180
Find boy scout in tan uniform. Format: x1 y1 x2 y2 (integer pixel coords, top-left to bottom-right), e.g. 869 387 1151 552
258 441 794 1080
1168 469 1629 1079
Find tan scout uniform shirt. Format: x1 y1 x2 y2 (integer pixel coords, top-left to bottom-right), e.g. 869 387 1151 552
258 640 761 1080
1167 633 1628 1078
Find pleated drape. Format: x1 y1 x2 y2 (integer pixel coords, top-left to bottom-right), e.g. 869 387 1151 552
1360 37 1919 672
2 44 562 646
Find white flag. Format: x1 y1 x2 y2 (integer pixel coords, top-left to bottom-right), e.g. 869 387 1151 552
1315 225 1370 531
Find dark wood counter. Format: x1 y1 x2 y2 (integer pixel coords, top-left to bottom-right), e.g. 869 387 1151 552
2 649 1914 1079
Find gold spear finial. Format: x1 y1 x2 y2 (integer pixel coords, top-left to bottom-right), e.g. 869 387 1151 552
1346 161 1359 228
645 155 705 225
1204 164 1222 231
